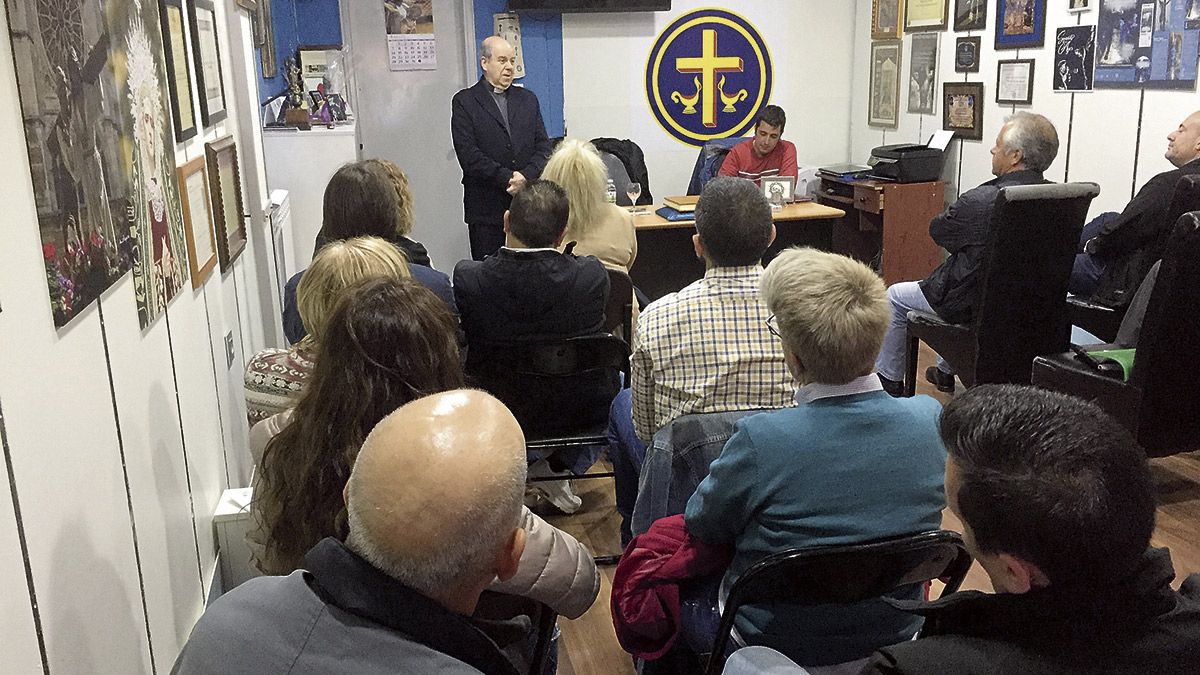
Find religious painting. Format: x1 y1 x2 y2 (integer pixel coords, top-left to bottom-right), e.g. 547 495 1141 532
189 0 227 126
996 58 1036 103
873 0 904 39
6 0 188 328
943 81 985 140
176 156 217 288
158 0 197 141
954 0 987 30
906 0 949 32
908 34 940 114
1055 24 1097 91
956 36 983 71
1096 0 1199 88
205 136 247 270
869 41 902 128
995 0 1047 49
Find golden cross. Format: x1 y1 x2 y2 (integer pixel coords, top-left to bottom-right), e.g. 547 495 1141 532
675 29 744 128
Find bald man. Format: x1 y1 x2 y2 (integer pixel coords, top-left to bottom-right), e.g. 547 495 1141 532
174 391 531 675
452 36 553 260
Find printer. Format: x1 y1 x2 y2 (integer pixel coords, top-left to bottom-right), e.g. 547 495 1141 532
868 143 945 183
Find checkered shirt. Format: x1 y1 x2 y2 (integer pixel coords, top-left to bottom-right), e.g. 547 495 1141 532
631 264 794 441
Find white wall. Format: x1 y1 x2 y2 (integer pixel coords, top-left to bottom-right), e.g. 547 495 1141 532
0 0 275 671
562 0 859 197
848 0 1200 214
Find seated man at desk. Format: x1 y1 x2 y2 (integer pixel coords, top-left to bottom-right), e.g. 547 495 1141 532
875 112 1059 396
717 105 798 185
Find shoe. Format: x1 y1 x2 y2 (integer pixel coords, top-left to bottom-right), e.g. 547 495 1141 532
878 373 905 397
925 366 956 393
528 460 583 514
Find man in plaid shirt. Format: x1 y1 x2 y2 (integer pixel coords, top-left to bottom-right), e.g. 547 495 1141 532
608 177 794 543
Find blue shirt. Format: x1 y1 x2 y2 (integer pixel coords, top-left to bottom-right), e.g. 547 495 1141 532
684 377 946 666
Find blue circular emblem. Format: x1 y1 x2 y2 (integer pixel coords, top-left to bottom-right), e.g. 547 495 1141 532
645 8 773 147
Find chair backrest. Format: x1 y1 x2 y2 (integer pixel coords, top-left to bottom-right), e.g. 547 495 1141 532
1127 212 1200 455
687 137 744 195
604 267 635 345
466 334 630 437
705 530 973 675
973 182 1099 385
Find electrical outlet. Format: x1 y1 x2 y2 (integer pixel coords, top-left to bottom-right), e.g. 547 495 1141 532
225 332 236 369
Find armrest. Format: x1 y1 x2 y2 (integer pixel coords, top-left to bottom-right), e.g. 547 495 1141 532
1032 353 1140 431
1067 297 1125 344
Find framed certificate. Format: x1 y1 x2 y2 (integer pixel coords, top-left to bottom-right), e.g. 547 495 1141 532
955 36 982 72
158 0 197 141
996 59 1036 104
205 136 247 270
906 0 949 32
189 0 228 126
943 81 984 140
177 156 217 288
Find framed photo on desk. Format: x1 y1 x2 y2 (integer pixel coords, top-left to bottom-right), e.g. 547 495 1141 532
762 176 795 204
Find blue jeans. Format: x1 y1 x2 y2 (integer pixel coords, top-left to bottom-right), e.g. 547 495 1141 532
874 282 948 382
607 388 647 547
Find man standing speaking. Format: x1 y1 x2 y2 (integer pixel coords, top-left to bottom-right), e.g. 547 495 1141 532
452 36 553 260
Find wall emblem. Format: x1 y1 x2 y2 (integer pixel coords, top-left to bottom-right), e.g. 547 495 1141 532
645 8 773 146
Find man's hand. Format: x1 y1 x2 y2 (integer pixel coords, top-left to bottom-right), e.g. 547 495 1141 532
506 171 527 195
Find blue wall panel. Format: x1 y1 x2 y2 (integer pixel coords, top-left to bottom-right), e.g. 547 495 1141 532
257 0 343 103
472 1 566 137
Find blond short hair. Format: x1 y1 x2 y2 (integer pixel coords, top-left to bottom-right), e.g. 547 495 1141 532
760 248 889 384
296 237 410 346
362 158 416 236
541 138 608 243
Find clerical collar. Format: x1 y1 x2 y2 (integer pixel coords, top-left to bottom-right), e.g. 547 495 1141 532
491 84 508 95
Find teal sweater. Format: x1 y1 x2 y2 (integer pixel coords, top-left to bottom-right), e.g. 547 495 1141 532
684 390 946 666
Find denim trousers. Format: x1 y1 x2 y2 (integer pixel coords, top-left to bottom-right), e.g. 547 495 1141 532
874 281 947 382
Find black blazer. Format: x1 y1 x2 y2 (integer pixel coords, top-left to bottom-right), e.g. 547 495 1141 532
452 248 609 347
451 79 552 225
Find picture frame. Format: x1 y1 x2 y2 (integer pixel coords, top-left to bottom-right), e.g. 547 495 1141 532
995 0 1047 50
996 59 1036 104
908 33 940 115
905 0 949 32
158 0 198 142
761 176 795 204
955 36 982 72
1054 25 1096 92
869 41 903 128
176 156 218 288
943 81 985 140
234 0 258 10
259 0 277 78
205 136 247 271
953 0 987 31
872 0 905 40
189 0 227 126
1067 0 1091 12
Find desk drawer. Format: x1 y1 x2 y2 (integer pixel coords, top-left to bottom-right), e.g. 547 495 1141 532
854 186 882 214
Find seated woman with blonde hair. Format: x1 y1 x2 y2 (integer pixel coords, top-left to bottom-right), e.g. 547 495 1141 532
542 138 638 272
244 236 408 429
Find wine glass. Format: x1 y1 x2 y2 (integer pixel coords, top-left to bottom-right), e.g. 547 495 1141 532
626 182 642 213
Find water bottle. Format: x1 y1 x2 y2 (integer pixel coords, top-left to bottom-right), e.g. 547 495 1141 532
606 179 617 204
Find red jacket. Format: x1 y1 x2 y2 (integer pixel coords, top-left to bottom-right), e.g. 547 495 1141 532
610 515 733 659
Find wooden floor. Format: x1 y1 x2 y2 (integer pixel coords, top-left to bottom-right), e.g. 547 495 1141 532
546 344 1200 674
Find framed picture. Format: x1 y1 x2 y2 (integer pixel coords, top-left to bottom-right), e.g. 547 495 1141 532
905 0 949 32
869 41 903 128
908 34 940 114
943 81 985 140
176 156 218 288
235 0 258 10
1055 25 1097 91
955 36 982 72
995 0 1047 49
189 0 227 126
762 176 795 204
259 0 277 77
872 0 904 39
996 59 1036 104
1095 0 1199 89
158 0 197 142
953 0 987 31
205 136 247 270
1067 0 1091 12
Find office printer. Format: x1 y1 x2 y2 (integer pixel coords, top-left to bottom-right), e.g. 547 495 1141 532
868 144 944 183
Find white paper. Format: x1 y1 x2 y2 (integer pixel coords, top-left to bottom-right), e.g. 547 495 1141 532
186 171 215 261
928 129 955 150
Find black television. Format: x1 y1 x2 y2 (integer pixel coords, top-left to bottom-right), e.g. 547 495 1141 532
506 0 670 12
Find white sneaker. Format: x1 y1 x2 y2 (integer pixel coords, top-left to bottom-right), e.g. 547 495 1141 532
528 460 583 514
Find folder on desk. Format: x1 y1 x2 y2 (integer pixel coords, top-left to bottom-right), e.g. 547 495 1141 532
655 206 696 222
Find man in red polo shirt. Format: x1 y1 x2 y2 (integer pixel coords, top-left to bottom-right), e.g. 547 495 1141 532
717 105 798 186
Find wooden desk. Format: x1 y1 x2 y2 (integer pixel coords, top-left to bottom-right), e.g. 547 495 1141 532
817 176 945 285
629 202 846 301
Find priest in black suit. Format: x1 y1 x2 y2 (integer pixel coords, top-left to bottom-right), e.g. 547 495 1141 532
452 36 553 260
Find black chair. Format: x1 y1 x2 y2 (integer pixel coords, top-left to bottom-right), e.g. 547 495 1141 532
466 334 630 564
1032 213 1200 457
903 182 1100 396
474 591 558 675
605 268 635 345
703 530 973 675
1069 174 1200 342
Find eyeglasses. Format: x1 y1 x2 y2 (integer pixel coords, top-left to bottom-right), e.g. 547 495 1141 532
765 314 782 341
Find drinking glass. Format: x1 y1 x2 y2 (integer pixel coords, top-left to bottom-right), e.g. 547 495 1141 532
627 182 642 213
